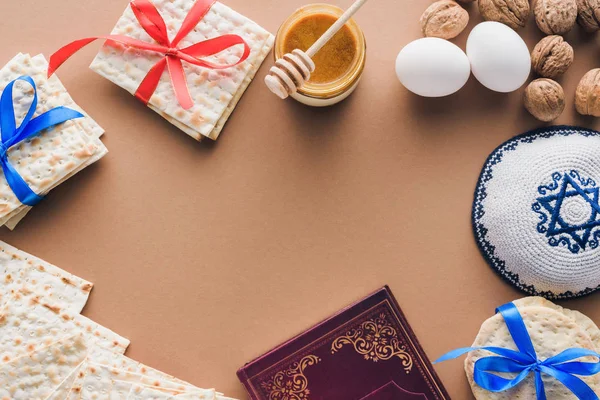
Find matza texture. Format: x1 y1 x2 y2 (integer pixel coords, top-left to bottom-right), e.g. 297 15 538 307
0 290 129 364
512 296 600 349
0 334 88 400
46 365 83 400
90 0 273 141
0 240 92 314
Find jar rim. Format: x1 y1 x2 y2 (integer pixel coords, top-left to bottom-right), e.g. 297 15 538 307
274 3 366 99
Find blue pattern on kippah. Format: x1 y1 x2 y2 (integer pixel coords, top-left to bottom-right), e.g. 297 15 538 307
472 126 600 299
532 170 600 254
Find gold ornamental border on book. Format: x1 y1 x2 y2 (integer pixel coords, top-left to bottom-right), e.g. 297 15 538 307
331 312 414 373
260 355 321 400
250 301 437 400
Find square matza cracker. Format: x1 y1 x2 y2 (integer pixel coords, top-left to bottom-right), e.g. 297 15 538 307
0 54 107 229
90 0 274 141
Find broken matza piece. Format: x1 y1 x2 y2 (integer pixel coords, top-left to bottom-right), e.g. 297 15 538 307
77 361 217 400
0 289 129 364
0 239 93 314
89 0 273 141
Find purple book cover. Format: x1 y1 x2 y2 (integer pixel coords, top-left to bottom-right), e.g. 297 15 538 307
237 286 450 400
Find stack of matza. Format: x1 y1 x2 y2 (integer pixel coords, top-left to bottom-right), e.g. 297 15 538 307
89 0 274 141
0 53 107 230
465 297 600 399
0 240 236 400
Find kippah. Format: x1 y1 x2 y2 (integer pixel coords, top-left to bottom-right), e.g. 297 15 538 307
473 126 600 299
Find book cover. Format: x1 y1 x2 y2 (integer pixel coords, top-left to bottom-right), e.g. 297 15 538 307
237 286 450 399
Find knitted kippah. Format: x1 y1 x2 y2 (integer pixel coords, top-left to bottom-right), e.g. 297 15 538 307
473 126 600 299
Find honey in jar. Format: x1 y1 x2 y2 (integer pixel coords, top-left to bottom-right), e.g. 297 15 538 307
282 14 358 85
274 4 366 107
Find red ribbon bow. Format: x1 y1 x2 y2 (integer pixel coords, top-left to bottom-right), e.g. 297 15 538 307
48 0 250 110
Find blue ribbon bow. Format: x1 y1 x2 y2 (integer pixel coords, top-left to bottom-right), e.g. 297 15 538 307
435 302 600 400
0 76 83 206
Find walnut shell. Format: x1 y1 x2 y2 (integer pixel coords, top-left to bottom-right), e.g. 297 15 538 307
420 0 469 39
478 0 530 29
531 36 574 79
524 79 565 121
577 0 600 32
534 0 578 34
576 69 600 116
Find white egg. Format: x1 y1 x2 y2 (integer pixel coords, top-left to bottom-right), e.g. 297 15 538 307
395 38 471 97
466 22 531 93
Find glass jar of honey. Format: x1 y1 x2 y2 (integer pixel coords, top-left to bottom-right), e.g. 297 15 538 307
274 4 366 107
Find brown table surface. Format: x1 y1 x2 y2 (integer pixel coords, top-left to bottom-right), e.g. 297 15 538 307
2 0 600 398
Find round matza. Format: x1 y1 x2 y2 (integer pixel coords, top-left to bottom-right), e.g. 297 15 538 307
473 126 600 299
464 305 599 399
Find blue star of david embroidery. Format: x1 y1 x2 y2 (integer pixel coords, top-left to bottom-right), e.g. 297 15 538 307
532 171 600 253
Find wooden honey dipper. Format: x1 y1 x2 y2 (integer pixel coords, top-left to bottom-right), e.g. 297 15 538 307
265 0 368 99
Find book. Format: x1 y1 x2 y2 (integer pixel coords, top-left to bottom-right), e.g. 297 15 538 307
237 286 450 400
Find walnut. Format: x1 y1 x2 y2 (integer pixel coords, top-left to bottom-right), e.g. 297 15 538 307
576 69 600 116
534 0 578 34
524 79 565 122
531 36 574 79
478 0 530 29
577 0 600 32
420 1 469 39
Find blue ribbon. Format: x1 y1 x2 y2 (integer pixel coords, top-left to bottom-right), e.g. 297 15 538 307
0 76 83 206
435 302 600 399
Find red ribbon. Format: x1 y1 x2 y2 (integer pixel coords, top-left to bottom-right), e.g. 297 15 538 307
48 0 250 110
